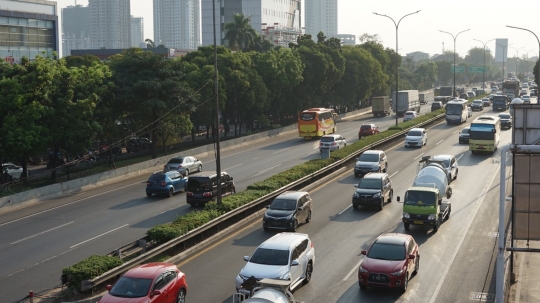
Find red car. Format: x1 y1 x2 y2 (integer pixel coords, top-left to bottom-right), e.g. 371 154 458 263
99 262 187 303
358 124 379 139
357 233 419 292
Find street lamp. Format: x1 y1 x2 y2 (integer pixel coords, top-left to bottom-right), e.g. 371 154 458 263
473 38 495 91
439 29 470 97
212 0 222 204
496 43 512 81
507 25 540 85
373 10 421 126
510 47 525 79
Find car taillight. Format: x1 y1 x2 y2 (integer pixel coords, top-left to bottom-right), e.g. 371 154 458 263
331 142 336 146
311 242 314 248
147 181 151 185
160 182 166 187
186 192 193 196
178 165 182 168
203 192 213 197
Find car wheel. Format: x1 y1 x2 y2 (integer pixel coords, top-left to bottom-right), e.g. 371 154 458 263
303 261 313 285
354 173 359 177
383 164 388 173
359 136 362 140
263 226 269 232
291 219 298 232
184 169 189 176
433 218 441 232
352 204 358 210
387 190 393 203
177 288 186 303
306 210 312 223
414 255 420 274
198 164 202 172
167 188 174 198
404 223 410 230
378 198 384 211
454 169 458 180
146 192 152 197
231 187 236 194
401 273 409 293
359 282 367 290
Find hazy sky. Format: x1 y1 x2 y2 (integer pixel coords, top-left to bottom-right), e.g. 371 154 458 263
56 0 540 59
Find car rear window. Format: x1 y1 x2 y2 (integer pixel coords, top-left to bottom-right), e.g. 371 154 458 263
320 136 335 142
187 177 212 191
360 125 372 130
168 158 183 164
149 174 166 181
109 276 152 298
499 114 511 119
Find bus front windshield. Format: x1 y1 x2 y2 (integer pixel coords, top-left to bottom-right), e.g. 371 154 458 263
446 104 464 115
470 124 495 140
404 191 437 206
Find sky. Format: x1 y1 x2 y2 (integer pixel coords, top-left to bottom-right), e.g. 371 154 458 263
56 0 540 59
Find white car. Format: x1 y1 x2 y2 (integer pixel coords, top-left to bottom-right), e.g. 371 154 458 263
404 128 427 148
403 111 419 122
319 134 346 152
2 163 23 180
235 233 315 294
522 95 531 103
433 155 459 182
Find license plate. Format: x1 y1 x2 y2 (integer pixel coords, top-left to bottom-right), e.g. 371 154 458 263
414 220 423 224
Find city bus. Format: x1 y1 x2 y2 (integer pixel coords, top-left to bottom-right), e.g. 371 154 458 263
469 115 501 154
298 108 338 139
445 99 469 124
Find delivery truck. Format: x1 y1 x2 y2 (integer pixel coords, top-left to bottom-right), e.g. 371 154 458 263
392 90 420 117
372 96 391 117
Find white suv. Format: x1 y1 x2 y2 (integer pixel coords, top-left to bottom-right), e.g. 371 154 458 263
404 128 427 148
433 155 459 182
235 233 315 294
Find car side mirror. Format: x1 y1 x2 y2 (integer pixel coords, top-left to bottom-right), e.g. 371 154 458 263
354 184 358 188
408 254 416 260
291 260 299 266
152 290 162 296
297 207 303 211
361 250 367 255
106 285 112 291
265 205 269 209
243 256 250 261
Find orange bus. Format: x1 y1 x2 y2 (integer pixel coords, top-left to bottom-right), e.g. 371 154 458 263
298 108 338 139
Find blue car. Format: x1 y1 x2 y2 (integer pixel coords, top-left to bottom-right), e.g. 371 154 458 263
146 170 187 197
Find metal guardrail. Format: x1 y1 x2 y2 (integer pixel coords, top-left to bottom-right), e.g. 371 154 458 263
81 112 446 291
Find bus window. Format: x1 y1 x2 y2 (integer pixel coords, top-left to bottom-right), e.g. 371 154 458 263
300 113 316 121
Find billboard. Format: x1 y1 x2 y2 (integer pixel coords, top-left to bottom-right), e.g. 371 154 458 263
495 38 508 63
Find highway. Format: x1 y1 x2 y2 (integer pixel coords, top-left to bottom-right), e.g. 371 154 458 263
0 101 436 302
175 107 514 302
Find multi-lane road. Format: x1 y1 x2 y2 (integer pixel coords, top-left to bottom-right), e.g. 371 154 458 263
1 100 439 302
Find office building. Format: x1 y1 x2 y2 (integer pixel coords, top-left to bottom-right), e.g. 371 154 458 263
131 16 145 48
88 0 130 49
495 38 508 63
0 0 59 64
154 0 200 49
305 0 337 40
201 0 301 47
335 34 356 46
406 51 430 62
62 4 90 57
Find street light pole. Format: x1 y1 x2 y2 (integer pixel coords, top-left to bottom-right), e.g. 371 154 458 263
440 29 470 97
510 47 525 79
212 0 222 204
507 25 540 85
373 10 421 126
473 38 495 92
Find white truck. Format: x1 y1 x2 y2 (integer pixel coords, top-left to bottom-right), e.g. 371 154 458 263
371 96 391 117
392 90 421 117
233 278 304 303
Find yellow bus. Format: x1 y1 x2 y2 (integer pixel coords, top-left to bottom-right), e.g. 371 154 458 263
469 115 501 154
298 108 338 139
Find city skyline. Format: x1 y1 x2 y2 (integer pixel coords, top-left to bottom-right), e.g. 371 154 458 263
56 0 540 59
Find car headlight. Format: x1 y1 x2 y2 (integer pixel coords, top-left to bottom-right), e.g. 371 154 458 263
372 165 379 170
279 272 290 280
359 266 368 274
353 192 359 198
373 192 381 198
428 214 436 220
403 212 410 219
391 269 405 276
239 274 249 280
286 214 294 220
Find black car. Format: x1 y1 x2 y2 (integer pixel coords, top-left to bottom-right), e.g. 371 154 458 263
186 171 235 206
498 113 512 129
352 173 393 211
471 100 484 111
431 101 443 112
458 127 470 144
126 137 152 153
263 191 312 232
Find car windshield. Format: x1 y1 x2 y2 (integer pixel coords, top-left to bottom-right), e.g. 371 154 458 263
407 130 422 136
499 114 511 119
358 154 379 162
168 158 183 164
473 101 482 105
249 248 290 266
367 243 405 261
461 128 470 134
358 178 382 189
269 198 297 210
405 112 414 116
320 136 335 142
109 276 152 298
404 190 437 206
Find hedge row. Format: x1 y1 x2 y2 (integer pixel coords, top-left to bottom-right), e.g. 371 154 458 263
63 108 446 291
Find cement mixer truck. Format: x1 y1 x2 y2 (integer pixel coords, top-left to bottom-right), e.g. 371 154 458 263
397 156 452 232
233 278 304 303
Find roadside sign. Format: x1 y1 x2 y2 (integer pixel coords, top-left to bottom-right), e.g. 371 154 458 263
469 66 486 73
451 66 465 73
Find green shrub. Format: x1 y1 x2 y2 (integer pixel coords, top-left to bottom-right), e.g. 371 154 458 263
62 255 123 291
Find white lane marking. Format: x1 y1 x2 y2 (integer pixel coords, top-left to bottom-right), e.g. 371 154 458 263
428 164 500 303
155 207 177 217
338 205 352 215
272 148 290 155
252 164 282 177
225 163 243 170
11 221 75 245
457 154 464 161
70 224 129 249
436 140 444 145
0 182 140 227
341 127 353 132
7 248 75 277
343 256 364 281
414 152 425 160
389 171 399 178
453 130 459 134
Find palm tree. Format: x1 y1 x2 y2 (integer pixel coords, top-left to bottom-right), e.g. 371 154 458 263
224 13 257 51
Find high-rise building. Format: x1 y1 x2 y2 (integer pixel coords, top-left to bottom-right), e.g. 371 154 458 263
62 5 90 57
154 0 200 50
305 0 338 40
495 38 509 63
131 16 145 48
201 0 301 48
0 0 59 63
88 0 130 49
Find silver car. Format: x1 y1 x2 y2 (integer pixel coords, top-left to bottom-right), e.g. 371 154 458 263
404 128 427 148
164 156 202 176
319 134 347 152
2 163 23 180
235 233 315 295
433 154 459 182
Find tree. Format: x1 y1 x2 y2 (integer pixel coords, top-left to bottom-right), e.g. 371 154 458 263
464 47 493 65
435 61 453 85
245 35 275 53
64 54 101 68
224 13 257 51
358 33 382 44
